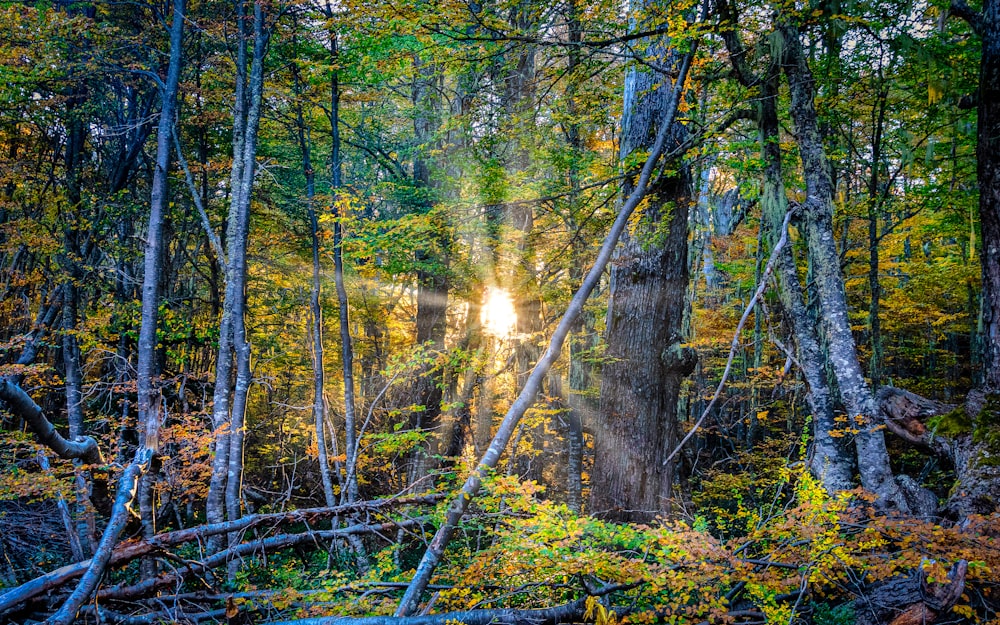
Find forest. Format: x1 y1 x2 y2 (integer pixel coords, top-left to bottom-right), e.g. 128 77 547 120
0 0 998 622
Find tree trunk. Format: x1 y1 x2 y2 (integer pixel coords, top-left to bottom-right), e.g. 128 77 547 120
757 66 854 493
564 0 593 514
62 283 97 556
330 31 360 505
781 21 913 511
867 86 888 388
975 0 1000 391
292 52 337 508
589 23 695 523
207 0 267 555
408 52 450 488
225 2 267 569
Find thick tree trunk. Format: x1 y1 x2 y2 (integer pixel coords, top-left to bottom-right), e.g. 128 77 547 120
973 0 1000 391
589 24 695 523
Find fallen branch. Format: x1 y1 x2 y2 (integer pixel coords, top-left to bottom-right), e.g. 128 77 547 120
96 518 424 602
268 582 632 625
47 450 149 625
0 495 441 616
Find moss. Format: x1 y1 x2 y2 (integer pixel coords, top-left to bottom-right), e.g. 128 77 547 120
927 408 973 439
972 394 1000 466
972 394 1000 445
925 396 1000 467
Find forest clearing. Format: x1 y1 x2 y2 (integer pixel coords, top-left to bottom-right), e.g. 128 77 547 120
1 0 999 622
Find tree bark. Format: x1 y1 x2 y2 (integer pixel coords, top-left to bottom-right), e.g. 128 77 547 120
589 9 695 523
781 21 913 511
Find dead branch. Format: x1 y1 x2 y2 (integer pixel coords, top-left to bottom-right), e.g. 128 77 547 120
0 495 440 616
96 518 424 602
263 582 633 625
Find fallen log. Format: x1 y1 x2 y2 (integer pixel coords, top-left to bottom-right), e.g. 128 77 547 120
854 559 967 625
263 600 589 625
878 387 1000 518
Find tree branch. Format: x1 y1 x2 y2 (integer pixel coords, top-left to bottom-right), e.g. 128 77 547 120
0 495 442 616
0 377 102 465
950 0 984 35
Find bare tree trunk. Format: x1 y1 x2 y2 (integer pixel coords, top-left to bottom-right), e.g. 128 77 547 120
45 1 184 621
780 21 915 511
207 1 268 559
326 27 369 571
292 51 337 508
756 65 854 493
206 0 250 540
329 31 360 505
718 0 853 493
223 3 268 577
589 13 696 524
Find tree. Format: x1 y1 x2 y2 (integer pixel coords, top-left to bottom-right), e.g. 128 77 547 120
205 0 271 557
589 0 697 523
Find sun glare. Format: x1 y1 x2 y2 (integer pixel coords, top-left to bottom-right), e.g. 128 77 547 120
481 287 517 339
